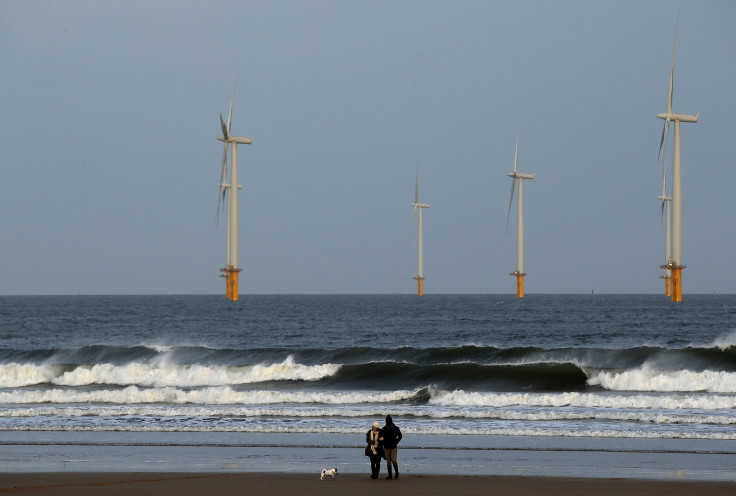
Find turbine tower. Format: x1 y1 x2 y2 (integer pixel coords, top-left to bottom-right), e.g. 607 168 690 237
656 14 698 302
507 132 534 298
217 80 253 301
411 169 430 295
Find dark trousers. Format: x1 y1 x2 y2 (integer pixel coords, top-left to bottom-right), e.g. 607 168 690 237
369 454 381 477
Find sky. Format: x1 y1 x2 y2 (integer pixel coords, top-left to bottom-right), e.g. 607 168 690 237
1 0 735 295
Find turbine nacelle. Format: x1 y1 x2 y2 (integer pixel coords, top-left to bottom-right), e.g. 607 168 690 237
217 136 254 145
656 112 699 123
218 182 242 190
411 203 431 209
508 172 535 180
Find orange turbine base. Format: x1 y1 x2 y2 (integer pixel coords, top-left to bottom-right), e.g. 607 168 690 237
229 271 239 301
671 267 682 302
223 269 239 301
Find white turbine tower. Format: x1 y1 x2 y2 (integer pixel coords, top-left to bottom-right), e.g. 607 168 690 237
657 14 698 302
217 80 253 301
411 169 430 295
507 132 534 298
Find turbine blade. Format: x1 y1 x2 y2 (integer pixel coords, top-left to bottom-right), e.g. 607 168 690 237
658 118 670 163
220 114 229 141
658 122 666 160
659 197 666 221
217 142 229 227
668 12 679 114
514 130 519 173
506 178 516 232
220 143 228 194
216 187 228 226
228 78 238 134
412 205 417 225
661 157 668 197
414 166 419 204
661 121 669 180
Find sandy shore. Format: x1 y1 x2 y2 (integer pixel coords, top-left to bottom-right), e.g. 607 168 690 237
0 473 735 496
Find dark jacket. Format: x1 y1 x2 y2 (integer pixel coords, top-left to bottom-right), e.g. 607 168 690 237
379 422 402 450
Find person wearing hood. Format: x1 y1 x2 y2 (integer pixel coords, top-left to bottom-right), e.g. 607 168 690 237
378 414 402 479
365 421 383 479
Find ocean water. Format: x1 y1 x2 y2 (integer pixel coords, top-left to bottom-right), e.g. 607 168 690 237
1 294 735 442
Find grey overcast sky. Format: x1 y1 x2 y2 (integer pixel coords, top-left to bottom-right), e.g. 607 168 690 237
1 0 734 295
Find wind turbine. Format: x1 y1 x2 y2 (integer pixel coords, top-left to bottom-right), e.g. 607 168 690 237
411 168 430 295
217 80 253 301
507 132 534 298
656 13 698 302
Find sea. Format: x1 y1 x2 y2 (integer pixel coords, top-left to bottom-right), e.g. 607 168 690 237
1 294 736 476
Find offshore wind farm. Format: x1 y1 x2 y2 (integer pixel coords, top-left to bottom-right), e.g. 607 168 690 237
211 13 698 301
2 2 733 297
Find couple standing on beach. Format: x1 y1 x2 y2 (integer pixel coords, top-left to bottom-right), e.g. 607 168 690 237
366 414 403 479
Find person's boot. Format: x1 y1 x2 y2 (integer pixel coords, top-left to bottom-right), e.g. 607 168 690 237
386 465 393 479
393 464 399 479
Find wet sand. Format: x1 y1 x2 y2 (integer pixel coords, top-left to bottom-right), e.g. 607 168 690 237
1 473 735 496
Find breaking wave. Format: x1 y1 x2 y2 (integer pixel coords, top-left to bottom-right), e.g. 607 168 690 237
2 341 736 393
0 356 339 388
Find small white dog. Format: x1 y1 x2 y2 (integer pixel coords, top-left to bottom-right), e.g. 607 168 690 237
320 468 338 480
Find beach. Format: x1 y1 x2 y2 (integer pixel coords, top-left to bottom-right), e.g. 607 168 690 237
3 431 736 479
2 432 736 494
2 473 736 496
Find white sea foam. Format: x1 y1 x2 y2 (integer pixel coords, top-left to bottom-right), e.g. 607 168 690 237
0 386 420 405
144 344 174 353
0 356 339 387
2 405 735 426
4 423 736 440
0 363 57 387
588 366 736 393
427 388 736 410
142 342 214 353
710 330 736 350
2 384 735 414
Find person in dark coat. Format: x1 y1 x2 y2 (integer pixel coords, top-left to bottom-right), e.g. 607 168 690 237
378 414 402 479
365 421 383 479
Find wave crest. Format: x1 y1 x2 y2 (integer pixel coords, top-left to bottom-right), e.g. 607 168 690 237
588 366 736 393
0 386 421 405
0 356 339 388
